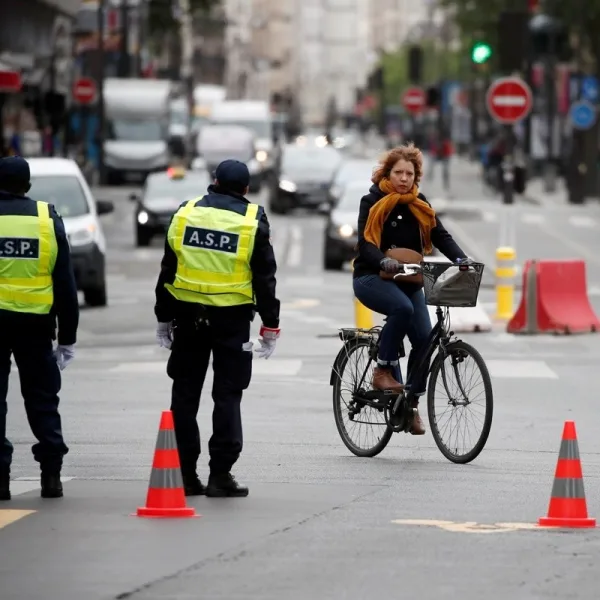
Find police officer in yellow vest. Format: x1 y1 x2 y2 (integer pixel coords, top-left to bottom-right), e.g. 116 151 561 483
154 160 280 498
0 157 79 501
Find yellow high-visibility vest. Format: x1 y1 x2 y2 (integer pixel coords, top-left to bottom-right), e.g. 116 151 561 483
0 201 58 314
165 198 259 307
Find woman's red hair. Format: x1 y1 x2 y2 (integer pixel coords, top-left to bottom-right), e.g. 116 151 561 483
371 143 423 186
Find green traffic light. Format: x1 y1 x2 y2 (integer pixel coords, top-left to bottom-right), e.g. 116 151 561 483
471 42 492 64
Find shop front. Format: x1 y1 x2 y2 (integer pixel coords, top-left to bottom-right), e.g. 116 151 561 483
0 0 79 156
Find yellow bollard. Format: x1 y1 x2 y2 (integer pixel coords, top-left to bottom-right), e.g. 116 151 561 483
354 297 373 329
495 246 517 320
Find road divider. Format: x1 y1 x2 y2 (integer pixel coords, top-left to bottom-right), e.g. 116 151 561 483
507 259 600 334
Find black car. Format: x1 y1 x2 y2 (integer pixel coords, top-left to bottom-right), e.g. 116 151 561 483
271 144 342 214
130 167 211 247
323 180 364 270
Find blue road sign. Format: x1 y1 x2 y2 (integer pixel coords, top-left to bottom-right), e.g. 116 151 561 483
582 76 599 103
570 100 596 130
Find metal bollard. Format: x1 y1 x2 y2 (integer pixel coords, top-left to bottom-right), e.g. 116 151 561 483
354 297 373 329
495 246 516 320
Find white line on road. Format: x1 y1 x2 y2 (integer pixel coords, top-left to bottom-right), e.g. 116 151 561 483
520 213 546 225
568 215 596 229
287 225 303 267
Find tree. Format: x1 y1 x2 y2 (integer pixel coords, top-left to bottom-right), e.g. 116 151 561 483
148 0 221 36
439 0 600 74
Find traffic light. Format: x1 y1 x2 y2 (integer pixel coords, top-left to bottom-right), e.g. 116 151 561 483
426 85 440 108
471 41 492 64
408 45 423 84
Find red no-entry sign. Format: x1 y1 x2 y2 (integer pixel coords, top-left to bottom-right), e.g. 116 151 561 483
73 77 97 105
0 70 22 93
402 86 426 114
486 77 533 124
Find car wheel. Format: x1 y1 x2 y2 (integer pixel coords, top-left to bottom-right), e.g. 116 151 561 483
84 283 107 307
270 195 291 215
136 225 153 247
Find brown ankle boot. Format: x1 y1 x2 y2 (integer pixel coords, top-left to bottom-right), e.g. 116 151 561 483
372 367 404 393
410 400 426 435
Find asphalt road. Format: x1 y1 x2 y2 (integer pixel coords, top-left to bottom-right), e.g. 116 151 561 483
2 155 600 599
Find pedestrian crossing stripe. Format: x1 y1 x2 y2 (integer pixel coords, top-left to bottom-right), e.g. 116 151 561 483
0 510 36 531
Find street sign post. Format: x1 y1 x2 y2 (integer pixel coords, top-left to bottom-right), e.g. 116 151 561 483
486 77 533 124
569 100 596 130
72 77 97 105
0 70 22 93
581 76 599 103
402 86 426 115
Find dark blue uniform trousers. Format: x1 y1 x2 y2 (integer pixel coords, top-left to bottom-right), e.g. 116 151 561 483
0 329 69 473
167 317 252 476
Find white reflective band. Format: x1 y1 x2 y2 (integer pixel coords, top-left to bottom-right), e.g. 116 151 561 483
492 96 527 106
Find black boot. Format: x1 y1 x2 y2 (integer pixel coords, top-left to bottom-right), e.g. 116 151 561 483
0 467 10 501
182 472 206 496
206 473 248 498
41 472 63 499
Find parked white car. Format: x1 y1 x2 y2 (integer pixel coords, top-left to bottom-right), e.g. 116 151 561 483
27 158 114 307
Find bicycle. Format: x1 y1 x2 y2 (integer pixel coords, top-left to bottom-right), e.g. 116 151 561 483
330 260 493 464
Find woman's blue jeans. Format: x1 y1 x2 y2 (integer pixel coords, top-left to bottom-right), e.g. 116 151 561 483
353 274 432 395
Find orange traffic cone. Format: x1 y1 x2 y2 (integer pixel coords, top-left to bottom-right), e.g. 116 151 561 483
538 421 596 528
136 411 199 518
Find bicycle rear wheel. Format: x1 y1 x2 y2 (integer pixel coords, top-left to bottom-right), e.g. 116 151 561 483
427 340 493 464
332 338 393 457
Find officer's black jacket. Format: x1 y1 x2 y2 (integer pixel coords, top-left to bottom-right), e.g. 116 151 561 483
0 190 79 345
154 185 280 328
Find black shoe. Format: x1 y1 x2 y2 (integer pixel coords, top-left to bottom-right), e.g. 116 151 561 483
0 469 10 501
206 473 248 498
182 473 206 496
41 473 63 498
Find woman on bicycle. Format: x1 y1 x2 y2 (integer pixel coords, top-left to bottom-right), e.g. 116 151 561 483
353 143 468 435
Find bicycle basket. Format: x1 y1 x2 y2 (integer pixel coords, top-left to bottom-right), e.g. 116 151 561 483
421 261 485 307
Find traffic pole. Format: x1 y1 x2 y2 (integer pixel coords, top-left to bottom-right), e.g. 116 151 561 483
495 246 516 320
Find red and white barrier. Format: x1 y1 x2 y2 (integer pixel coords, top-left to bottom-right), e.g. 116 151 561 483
507 259 600 334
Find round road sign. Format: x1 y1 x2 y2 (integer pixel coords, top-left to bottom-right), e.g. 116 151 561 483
486 77 533 124
73 77 97 105
402 86 426 114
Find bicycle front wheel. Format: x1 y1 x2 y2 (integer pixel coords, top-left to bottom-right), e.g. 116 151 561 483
332 339 393 458
427 340 493 464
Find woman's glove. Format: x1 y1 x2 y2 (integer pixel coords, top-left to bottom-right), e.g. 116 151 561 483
380 257 402 273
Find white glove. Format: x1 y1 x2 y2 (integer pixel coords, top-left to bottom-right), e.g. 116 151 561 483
156 322 173 349
54 344 75 370
254 325 280 360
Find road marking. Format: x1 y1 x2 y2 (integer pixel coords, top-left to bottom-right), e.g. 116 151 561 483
481 211 497 223
0 510 36 530
281 298 321 309
391 519 548 533
109 359 302 376
520 213 546 225
442 217 495 271
486 359 558 379
287 225 303 267
568 215 596 228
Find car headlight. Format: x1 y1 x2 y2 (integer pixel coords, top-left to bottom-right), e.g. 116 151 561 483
256 150 268 162
137 210 149 225
330 184 342 199
338 224 354 238
279 179 297 193
69 223 96 246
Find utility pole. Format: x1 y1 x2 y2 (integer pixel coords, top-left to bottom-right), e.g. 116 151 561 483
543 27 557 192
97 0 106 185
177 0 195 166
118 0 130 78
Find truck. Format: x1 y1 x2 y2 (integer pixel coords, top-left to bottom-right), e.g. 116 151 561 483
103 78 175 185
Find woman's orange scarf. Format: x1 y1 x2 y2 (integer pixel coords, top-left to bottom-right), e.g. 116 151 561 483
363 178 436 254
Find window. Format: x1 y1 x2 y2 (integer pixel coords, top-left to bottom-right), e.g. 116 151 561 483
107 119 163 142
29 176 89 218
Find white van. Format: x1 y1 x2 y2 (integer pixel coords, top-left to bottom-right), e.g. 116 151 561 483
27 158 114 307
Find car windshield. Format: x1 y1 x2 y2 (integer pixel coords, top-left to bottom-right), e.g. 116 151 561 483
198 128 255 162
29 175 89 217
337 184 365 211
145 173 211 201
107 119 163 142
212 119 271 138
334 161 374 185
282 146 342 177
